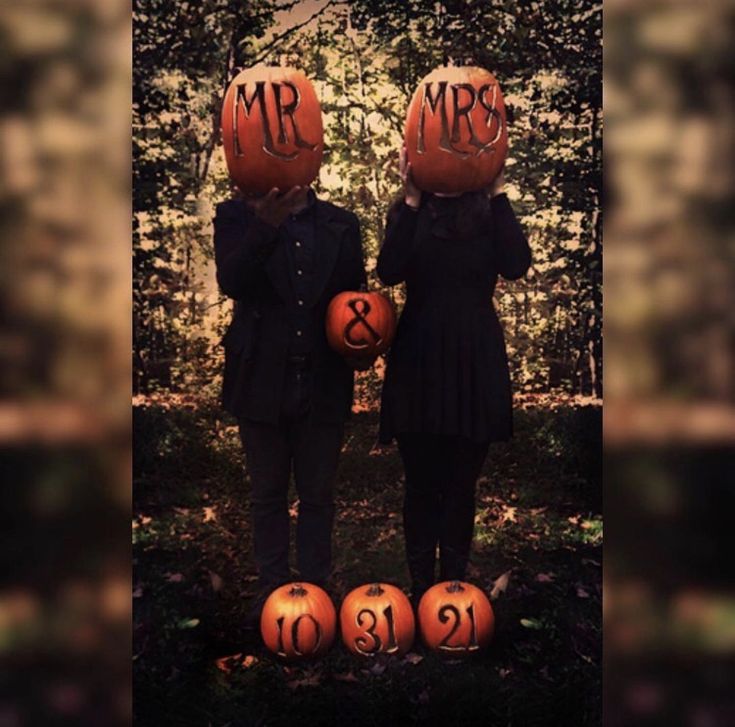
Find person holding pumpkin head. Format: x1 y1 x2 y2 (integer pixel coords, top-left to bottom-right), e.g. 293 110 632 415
214 181 372 627
377 147 532 608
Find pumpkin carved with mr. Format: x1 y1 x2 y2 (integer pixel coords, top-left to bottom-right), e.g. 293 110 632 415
221 65 323 194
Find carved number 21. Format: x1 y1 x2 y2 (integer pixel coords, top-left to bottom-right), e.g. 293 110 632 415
438 603 479 651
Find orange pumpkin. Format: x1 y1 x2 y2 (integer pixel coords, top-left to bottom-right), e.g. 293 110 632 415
418 581 494 656
326 290 396 359
340 583 415 656
404 65 507 194
260 582 335 660
221 66 324 194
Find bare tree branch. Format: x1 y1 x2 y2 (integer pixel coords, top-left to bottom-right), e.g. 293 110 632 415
246 0 345 66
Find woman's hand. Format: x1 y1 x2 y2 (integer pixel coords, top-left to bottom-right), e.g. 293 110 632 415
400 147 421 209
487 163 506 198
245 186 308 228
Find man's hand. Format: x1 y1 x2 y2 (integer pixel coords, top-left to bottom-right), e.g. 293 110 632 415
245 186 309 228
400 146 422 209
487 163 506 198
346 355 376 371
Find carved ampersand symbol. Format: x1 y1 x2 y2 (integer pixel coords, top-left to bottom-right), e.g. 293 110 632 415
344 298 382 349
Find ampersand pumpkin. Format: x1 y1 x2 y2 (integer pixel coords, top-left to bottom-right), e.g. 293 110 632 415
404 65 508 194
340 583 415 656
260 582 336 660
418 581 494 656
221 65 324 195
325 290 397 359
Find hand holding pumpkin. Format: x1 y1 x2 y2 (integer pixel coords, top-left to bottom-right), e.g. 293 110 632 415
399 146 422 209
487 162 506 199
246 186 309 229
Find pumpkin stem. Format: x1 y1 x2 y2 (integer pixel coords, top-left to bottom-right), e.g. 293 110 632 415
289 584 308 597
366 583 385 597
446 581 465 593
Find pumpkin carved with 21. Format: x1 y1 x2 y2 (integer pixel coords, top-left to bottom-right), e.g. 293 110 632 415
404 65 508 194
418 581 495 656
260 583 336 660
221 65 324 195
340 583 415 656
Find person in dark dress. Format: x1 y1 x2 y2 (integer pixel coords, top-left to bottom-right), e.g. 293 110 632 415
377 150 532 605
213 185 369 624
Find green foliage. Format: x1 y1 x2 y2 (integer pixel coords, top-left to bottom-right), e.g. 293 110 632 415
133 403 601 724
133 1 602 399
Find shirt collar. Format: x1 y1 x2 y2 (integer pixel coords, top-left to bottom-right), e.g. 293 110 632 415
290 188 317 220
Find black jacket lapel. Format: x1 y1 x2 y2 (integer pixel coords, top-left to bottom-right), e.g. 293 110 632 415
309 202 349 306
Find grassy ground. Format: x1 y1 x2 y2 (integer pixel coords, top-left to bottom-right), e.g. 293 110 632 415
133 402 601 726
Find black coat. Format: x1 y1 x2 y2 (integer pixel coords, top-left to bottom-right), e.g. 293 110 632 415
213 198 366 424
377 192 531 443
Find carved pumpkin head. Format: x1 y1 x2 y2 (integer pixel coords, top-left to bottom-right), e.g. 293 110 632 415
221 65 324 194
260 582 336 660
404 65 507 194
340 583 415 656
325 290 397 359
418 581 494 656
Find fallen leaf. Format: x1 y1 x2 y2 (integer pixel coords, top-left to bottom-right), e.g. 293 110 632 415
287 673 321 689
203 507 217 523
177 617 200 629
241 655 258 668
140 515 152 526
535 573 556 583
132 585 143 598
520 617 544 630
165 572 184 583
369 662 386 675
500 506 517 524
499 667 512 679
209 571 223 592
215 652 242 673
576 585 590 598
404 652 423 665
333 671 359 683
582 558 602 568
490 571 511 600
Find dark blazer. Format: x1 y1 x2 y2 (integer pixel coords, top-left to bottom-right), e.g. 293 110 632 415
213 198 367 424
377 192 531 443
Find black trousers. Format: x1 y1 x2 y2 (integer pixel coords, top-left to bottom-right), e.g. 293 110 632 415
238 359 344 589
397 433 489 595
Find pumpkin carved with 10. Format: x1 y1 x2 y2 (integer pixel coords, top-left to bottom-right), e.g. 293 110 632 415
418 581 495 656
340 583 415 656
404 65 508 194
260 582 336 660
221 65 324 195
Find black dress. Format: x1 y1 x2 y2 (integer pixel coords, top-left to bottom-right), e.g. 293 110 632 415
377 192 531 444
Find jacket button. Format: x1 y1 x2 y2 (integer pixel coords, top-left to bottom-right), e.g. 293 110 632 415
298 299 304 306
297 269 303 276
295 240 302 247
296 330 302 336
